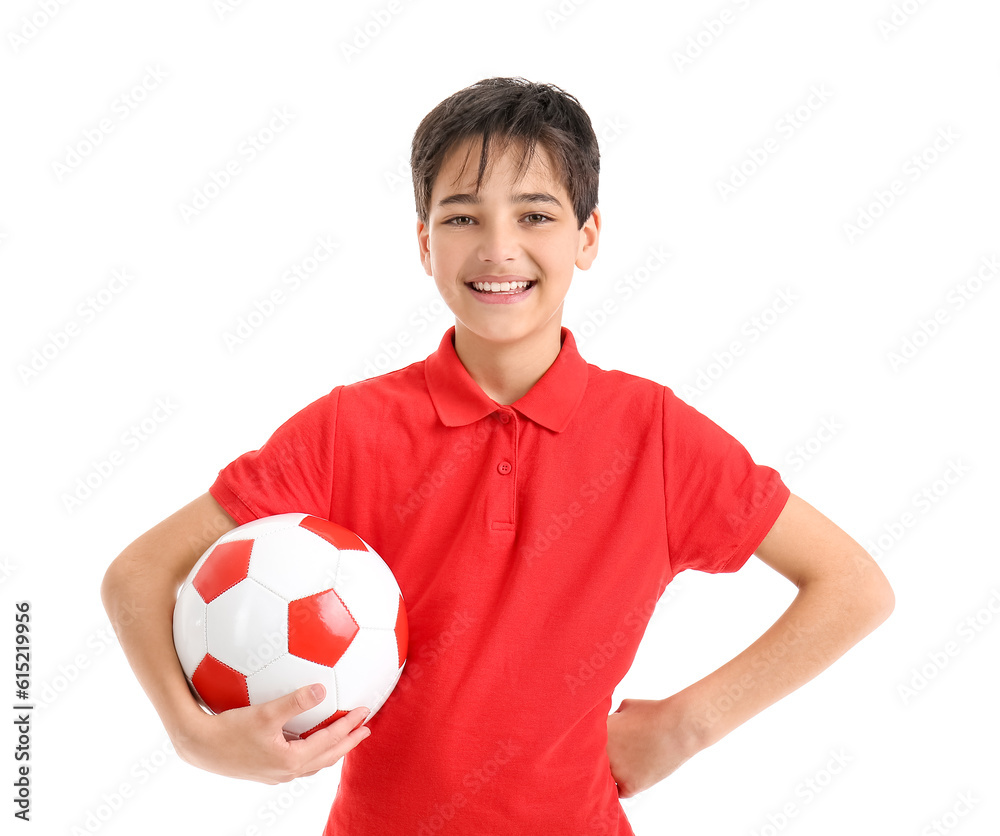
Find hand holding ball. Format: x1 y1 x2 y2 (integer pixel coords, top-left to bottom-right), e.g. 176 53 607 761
172 514 408 739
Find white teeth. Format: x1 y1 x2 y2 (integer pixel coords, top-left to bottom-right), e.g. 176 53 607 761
471 280 532 292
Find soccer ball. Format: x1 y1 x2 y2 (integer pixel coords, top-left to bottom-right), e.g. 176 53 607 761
172 513 408 738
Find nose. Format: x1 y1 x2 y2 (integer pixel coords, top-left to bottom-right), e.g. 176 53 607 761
476 222 520 264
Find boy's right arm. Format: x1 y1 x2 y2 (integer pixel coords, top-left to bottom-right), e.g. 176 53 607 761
100 492 371 784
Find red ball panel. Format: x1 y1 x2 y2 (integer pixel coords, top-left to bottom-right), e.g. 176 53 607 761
299 709 349 739
191 654 250 713
299 515 368 552
288 589 359 667
194 539 254 603
394 595 408 669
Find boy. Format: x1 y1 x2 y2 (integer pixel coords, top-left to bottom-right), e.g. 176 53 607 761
101 77 894 835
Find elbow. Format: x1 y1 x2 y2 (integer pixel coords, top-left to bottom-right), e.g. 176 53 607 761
101 549 139 627
853 549 895 632
806 548 894 636
871 569 895 626
100 557 124 621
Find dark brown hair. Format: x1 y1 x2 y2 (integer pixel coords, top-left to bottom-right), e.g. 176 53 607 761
410 77 600 230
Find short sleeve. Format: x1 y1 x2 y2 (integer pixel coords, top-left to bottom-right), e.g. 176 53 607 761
209 386 342 525
663 387 789 576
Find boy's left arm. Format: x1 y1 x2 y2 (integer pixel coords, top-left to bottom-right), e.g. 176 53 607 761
606 492 895 798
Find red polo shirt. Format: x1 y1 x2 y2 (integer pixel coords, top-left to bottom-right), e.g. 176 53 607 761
209 326 789 836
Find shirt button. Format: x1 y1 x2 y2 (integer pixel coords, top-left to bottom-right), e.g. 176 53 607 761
497 412 510 424
497 461 512 475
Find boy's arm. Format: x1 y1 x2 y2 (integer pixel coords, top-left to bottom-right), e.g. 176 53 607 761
101 492 371 784
606 492 895 798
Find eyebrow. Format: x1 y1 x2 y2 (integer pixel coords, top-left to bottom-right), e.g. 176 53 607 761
436 192 564 209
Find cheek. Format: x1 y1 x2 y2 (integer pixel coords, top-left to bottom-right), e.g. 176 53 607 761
427 235 456 264
434 275 465 310
545 239 579 270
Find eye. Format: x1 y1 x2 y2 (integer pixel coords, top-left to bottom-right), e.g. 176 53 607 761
524 213 553 224
445 215 474 226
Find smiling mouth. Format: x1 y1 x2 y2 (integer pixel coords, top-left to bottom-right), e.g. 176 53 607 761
467 279 536 294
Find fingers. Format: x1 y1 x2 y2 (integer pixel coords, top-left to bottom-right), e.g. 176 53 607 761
291 706 371 773
256 683 327 728
229 686 372 782
290 683 328 720
299 706 370 750
267 684 369 745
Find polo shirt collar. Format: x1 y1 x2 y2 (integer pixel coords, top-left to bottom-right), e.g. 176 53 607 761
425 326 589 433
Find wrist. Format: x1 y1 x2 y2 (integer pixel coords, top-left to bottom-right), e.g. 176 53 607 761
656 692 708 761
161 688 211 761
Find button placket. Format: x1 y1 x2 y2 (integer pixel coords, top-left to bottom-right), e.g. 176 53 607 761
490 409 517 531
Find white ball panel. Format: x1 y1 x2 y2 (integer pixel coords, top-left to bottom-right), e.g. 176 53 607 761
334 550 402 629
216 513 307 544
172 582 208 677
366 664 404 720
247 653 339 737
206 579 288 676
248 526 341 601
334 628 403 718
178 514 307 592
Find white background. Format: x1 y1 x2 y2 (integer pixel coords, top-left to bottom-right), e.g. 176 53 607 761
2 1 998 834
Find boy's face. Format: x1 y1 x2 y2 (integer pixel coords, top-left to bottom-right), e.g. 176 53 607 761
417 136 600 350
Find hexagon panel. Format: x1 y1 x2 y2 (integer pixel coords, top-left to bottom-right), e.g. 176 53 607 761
207 579 288 676
248 525 342 602
221 513 302 540
334 549 402 628
246 653 339 738
335 628 404 718
172 582 208 676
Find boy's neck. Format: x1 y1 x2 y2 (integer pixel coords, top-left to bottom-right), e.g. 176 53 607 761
452 322 563 406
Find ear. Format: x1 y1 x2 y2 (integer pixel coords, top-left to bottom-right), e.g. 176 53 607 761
416 219 433 277
575 207 601 270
